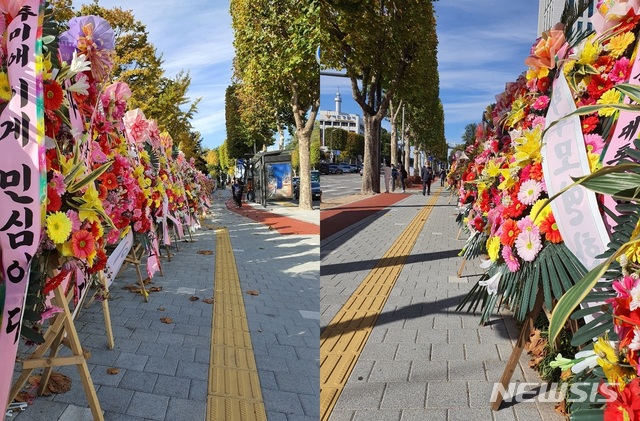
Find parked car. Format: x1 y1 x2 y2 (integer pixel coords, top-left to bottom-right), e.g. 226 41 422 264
338 163 352 173
319 162 330 175
291 176 299 189
348 164 359 173
328 164 342 174
294 181 322 201
311 170 320 182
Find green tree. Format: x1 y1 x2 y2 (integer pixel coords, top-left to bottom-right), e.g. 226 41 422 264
461 123 478 146
345 132 365 162
322 0 438 194
310 139 321 169
231 0 320 209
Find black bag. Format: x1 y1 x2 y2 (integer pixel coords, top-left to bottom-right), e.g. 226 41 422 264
400 167 407 179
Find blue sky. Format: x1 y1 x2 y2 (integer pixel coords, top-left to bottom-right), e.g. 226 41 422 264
71 0 234 150
70 1 540 151
321 0 540 146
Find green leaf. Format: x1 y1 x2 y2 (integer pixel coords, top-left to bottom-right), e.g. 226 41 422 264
67 161 113 194
549 260 609 347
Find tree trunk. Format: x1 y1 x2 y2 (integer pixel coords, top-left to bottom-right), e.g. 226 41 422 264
389 100 402 168
291 85 319 211
361 114 381 194
404 124 411 176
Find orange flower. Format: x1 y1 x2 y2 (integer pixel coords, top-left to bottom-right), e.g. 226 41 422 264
44 80 64 111
102 172 118 190
540 213 562 243
71 230 95 259
500 219 520 247
97 183 108 200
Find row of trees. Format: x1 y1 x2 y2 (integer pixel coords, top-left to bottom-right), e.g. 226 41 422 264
50 0 207 172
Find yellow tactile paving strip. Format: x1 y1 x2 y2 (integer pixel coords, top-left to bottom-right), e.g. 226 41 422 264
207 228 267 421
320 189 441 421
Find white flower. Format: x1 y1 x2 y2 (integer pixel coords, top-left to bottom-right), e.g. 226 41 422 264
630 329 640 351
67 51 91 78
571 349 598 374
517 179 542 206
66 73 89 95
480 258 493 269
479 272 501 295
630 284 640 311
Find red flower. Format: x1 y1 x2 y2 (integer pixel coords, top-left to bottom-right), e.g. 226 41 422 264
581 115 599 134
45 110 62 138
505 195 525 219
44 80 64 111
88 249 107 274
536 77 550 93
43 270 70 295
618 7 640 33
529 162 544 181
586 74 613 100
46 187 61 212
600 379 640 420
539 213 562 243
500 219 520 247
71 230 95 259
97 183 108 200
102 172 118 190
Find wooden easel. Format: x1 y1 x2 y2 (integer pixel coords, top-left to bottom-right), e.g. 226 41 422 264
490 289 544 411
9 285 104 420
118 243 149 302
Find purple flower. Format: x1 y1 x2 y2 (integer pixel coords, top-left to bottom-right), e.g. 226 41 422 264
59 16 115 82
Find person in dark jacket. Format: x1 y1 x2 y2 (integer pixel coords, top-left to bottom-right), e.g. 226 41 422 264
398 161 407 193
421 164 433 195
231 178 243 208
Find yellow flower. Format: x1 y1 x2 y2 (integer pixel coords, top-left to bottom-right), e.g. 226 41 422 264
487 236 501 261
563 60 576 76
597 88 622 117
59 240 74 257
530 199 552 226
46 212 72 244
133 165 144 177
606 32 635 58
594 338 634 386
505 97 527 128
587 152 601 173
484 160 502 178
577 38 600 65
0 72 11 102
514 127 542 166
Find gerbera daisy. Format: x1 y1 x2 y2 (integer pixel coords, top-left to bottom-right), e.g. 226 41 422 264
66 210 81 231
46 211 73 244
500 218 520 247
517 179 542 206
609 57 631 83
515 230 542 262
71 229 95 259
532 95 550 111
502 245 520 272
606 31 635 58
44 80 64 111
597 89 622 117
102 172 118 190
581 115 599 134
46 187 62 213
486 236 501 261
49 171 66 196
539 213 562 243
584 133 605 155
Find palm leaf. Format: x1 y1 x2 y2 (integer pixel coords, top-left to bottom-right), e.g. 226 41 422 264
67 161 113 193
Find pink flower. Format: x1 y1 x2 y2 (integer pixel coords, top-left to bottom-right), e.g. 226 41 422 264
610 57 631 83
106 229 120 244
502 245 521 272
517 180 543 206
66 210 81 231
531 116 546 128
49 171 66 195
517 216 537 234
40 306 63 322
515 230 542 262
532 95 550 110
91 141 108 163
584 133 605 155
123 109 149 144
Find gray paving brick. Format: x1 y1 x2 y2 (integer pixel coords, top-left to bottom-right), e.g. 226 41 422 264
333 382 385 410
153 374 191 399
175 360 209 381
400 408 448 421
409 361 447 382
431 343 464 361
380 382 427 409
465 343 501 361
369 360 411 382
449 361 487 381
90 364 126 387
114 352 148 371
164 397 206 421
261 388 305 415
95 384 134 414
118 370 158 393
395 343 430 361
189 378 208 402
135 341 168 358
125 391 170 420
427 381 468 408
353 410 401 420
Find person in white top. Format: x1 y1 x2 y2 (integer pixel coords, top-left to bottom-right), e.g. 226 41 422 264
383 161 392 193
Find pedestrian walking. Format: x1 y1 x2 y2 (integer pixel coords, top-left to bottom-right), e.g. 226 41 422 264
440 168 447 187
231 178 243 208
421 164 433 196
398 161 407 193
246 178 255 202
391 165 398 192
383 161 391 193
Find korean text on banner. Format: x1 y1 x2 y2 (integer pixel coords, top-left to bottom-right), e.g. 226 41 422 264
0 0 45 416
541 72 610 270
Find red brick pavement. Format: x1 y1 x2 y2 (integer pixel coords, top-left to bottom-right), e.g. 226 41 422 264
226 199 319 236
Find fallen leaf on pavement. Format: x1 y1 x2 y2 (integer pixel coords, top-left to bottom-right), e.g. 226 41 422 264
157 307 165 311
106 368 120 375
246 290 260 296
143 277 152 285
149 286 163 292
203 298 214 304
160 317 173 324
189 296 199 301
31 372 72 396
197 250 214 255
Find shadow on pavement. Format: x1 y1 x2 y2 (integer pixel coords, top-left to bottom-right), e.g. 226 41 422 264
320 249 461 277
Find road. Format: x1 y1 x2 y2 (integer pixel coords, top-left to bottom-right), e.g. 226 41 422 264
320 172 384 199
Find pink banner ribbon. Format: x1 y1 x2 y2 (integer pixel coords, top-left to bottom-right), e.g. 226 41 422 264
0 1 44 415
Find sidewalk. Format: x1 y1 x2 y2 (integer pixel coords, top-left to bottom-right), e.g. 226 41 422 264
9 189 319 421
320 187 563 421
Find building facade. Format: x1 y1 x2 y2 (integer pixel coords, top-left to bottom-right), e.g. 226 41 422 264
537 0 594 35
318 92 364 147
